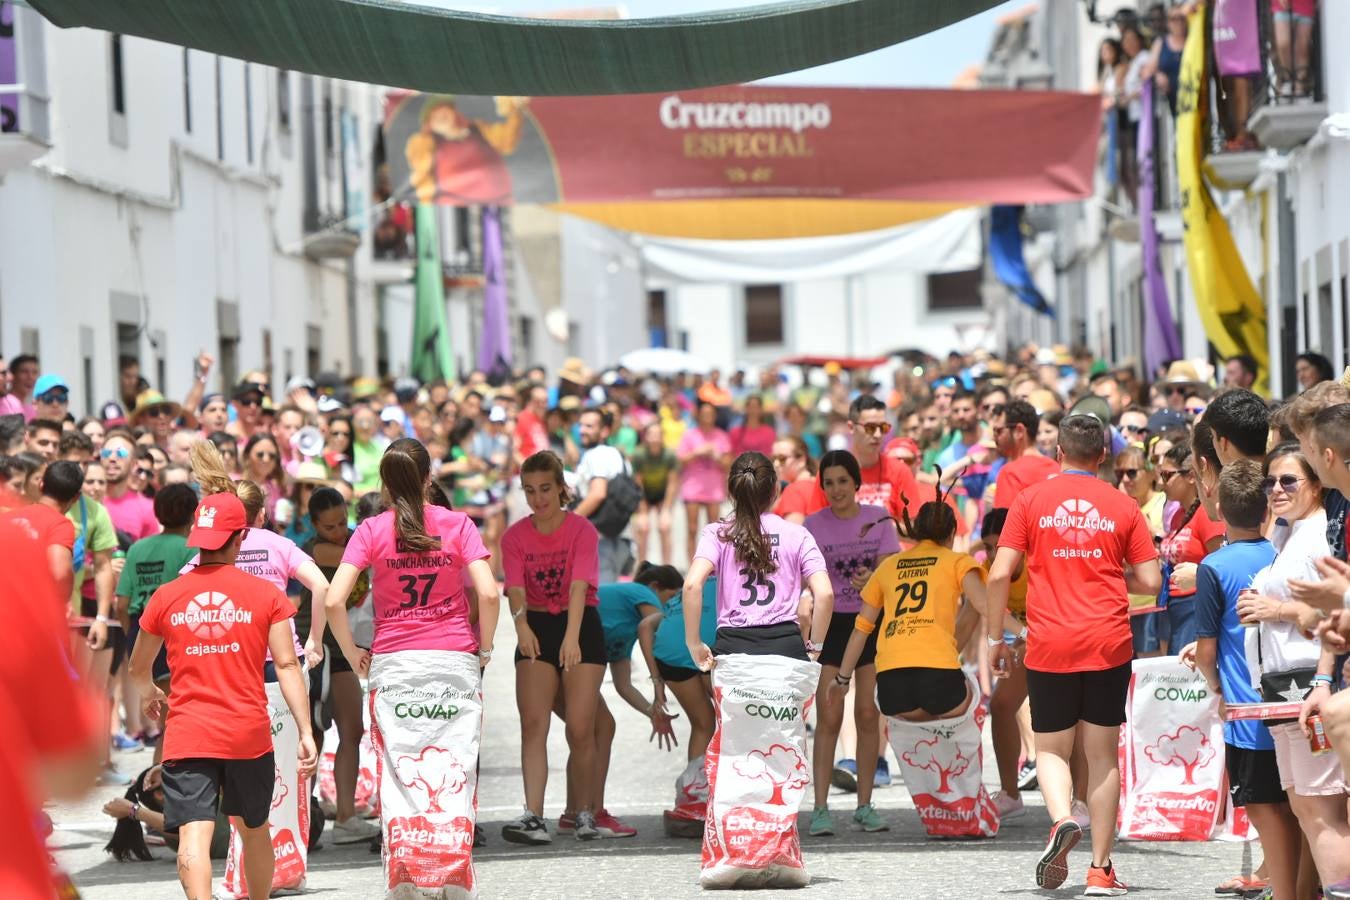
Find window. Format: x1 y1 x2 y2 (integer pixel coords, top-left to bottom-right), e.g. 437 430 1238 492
182 49 191 133
277 70 291 132
110 35 126 115
261 328 273 386
322 83 334 177
647 289 668 347
214 55 223 161
244 64 253 164
744 284 784 345
927 268 984 311
306 326 322 378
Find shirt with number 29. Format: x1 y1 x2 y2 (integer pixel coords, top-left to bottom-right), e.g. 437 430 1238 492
860 541 983 673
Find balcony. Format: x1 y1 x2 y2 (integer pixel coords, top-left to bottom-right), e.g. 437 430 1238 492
1246 0 1327 151
303 213 360 260
0 5 51 179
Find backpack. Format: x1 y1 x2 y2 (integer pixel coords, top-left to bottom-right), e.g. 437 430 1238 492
589 460 643 538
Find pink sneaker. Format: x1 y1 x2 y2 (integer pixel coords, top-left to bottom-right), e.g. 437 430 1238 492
557 812 575 832
595 809 637 838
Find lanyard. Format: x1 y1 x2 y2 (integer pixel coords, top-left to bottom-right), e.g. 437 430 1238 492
1062 468 1095 478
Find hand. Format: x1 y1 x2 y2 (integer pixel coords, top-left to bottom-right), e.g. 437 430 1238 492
102 798 135 820
194 350 215 377
1177 641 1198 670
297 733 319 780
1169 562 1197 595
515 624 540 661
344 647 371 678
144 765 163 791
559 635 581 671
988 642 1012 679
849 569 872 593
117 608 132 631
110 556 126 578
1236 592 1282 625
141 684 168 723
1293 604 1324 639
290 388 319 415
87 620 108 651
658 507 673 531
689 642 715 672
1299 683 1330 735
1317 609 1350 652
649 704 679 752
479 644 494 669
1289 557 1350 610
826 678 850 703
303 637 325 670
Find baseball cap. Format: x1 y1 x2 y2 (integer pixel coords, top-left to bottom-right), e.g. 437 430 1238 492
198 392 227 412
34 374 69 399
284 375 316 395
393 377 420 403
316 395 344 414
489 405 508 423
379 406 405 424
187 493 248 550
100 401 128 426
1147 409 1187 434
233 380 266 401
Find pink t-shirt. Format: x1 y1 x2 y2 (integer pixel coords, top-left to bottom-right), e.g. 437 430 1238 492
694 513 827 629
342 506 489 655
501 512 600 615
730 423 776 457
804 505 901 614
0 394 22 417
183 527 311 656
104 489 160 541
678 427 732 504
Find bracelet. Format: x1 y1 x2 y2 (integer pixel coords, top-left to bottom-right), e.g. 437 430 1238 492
1310 674 1334 687
986 635 1005 647
805 640 822 654
95 615 113 625
511 607 526 620
129 802 139 822
833 672 851 687
478 649 493 661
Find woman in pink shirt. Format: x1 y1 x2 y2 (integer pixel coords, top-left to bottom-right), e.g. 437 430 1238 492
499 451 607 845
241 433 285 524
678 401 732 565
730 395 776 458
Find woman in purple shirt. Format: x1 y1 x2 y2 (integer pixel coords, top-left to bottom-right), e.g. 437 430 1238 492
803 450 899 835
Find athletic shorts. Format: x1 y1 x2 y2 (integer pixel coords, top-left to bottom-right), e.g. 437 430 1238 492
161 753 275 830
1269 722 1348 797
80 597 127 676
515 606 607 669
1272 0 1315 21
875 666 968 717
712 621 808 661
656 659 702 684
1226 744 1287 807
817 611 877 669
1025 661 1132 733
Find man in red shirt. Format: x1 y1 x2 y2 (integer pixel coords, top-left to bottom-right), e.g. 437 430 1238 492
849 395 921 519
3 459 81 601
987 414 1161 895
129 493 317 900
514 384 550 465
992 400 1060 510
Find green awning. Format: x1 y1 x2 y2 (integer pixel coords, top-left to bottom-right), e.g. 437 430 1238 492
23 0 1003 96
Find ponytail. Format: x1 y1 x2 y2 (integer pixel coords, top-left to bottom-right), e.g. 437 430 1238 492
190 438 237 498
381 437 437 552
718 451 778 577
862 501 957 545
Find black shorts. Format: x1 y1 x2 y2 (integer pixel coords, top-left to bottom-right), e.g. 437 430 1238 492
1025 661 1132 733
657 659 702 683
817 611 877 669
515 606 607 669
80 597 127 675
712 621 808 661
161 753 276 830
1226 744 1287 808
875 667 969 717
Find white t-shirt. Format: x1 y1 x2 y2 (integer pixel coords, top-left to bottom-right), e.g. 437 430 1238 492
575 444 626 503
1245 510 1329 686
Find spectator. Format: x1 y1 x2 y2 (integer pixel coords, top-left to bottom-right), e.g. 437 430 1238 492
118 356 143 411
1205 389 1272 467
32 374 70 423
229 379 268 441
677 401 731 559
1144 6 1187 114
574 408 635 584
1118 26 1151 205
630 421 679 565
0 355 22 417
100 429 159 541
1272 0 1319 100
242 433 285 523
197 392 230 434
26 417 62 461
10 353 39 420
1224 354 1260 392
730 394 775 457
1036 410 1063 457
1295 352 1335 392
79 417 107 455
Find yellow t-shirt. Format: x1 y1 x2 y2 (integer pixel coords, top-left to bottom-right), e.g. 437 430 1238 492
859 541 984 672
983 555 1028 619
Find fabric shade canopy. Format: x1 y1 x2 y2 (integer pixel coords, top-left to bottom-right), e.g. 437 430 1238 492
24 0 1005 96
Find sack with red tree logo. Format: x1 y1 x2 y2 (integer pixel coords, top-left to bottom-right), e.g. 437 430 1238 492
700 654 819 889
1119 657 1224 841
368 650 482 899
317 710 380 819
886 671 999 838
664 754 710 837
221 682 310 898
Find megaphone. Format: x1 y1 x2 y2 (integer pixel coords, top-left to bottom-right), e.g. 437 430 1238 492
292 426 325 460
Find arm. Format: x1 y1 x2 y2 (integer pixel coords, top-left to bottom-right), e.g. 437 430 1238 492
466 558 500 660
608 658 651 716
180 351 214 429
48 545 74 608
1194 637 1221 693
478 99 527 155
558 578 589 671
268 621 318 778
804 570 833 649
637 610 665 697
954 569 987 652
683 557 715 670
573 477 608 518
985 547 1023 676
837 602 881 682
324 563 370 675
506 586 539 659
1125 558 1163 597
662 461 680 511
129 631 168 722
86 548 114 650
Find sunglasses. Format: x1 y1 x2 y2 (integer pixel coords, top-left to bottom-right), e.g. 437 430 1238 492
251 450 278 461
1185 406 1206 416
1162 385 1188 396
1158 468 1189 482
329 429 351 438
100 446 131 460
38 391 69 404
1262 474 1304 495
854 422 889 437
1116 468 1141 482
1120 423 1148 434
146 404 175 418
134 467 153 479
236 396 261 408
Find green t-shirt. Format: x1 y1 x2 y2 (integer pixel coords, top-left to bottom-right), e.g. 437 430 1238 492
117 533 197 615
67 496 118 608
608 425 639 456
352 439 383 496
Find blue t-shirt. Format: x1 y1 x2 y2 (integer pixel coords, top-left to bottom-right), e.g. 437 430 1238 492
598 582 663 662
653 578 719 670
1193 538 1277 750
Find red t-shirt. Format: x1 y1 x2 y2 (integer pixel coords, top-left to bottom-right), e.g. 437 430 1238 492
2 502 76 553
139 565 295 761
1159 504 1225 597
992 454 1060 510
857 455 922 520
999 472 1157 673
773 479 827 521
515 409 548 460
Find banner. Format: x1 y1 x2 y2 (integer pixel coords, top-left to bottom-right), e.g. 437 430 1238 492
1138 84 1183 376
383 86 1101 239
990 206 1053 317
1176 8 1269 394
411 204 456 384
477 206 512 376
1213 0 1262 78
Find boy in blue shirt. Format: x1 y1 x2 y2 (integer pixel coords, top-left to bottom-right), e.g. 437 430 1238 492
1192 459 1300 900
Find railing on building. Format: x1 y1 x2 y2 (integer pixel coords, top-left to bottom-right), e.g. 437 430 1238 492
1247 0 1326 151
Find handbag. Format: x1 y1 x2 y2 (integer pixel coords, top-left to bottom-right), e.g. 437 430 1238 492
1256 621 1317 726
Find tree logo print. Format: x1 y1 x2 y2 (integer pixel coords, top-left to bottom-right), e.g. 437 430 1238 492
1144 725 1215 785
902 737 971 794
271 764 288 811
394 746 467 813
733 744 808 806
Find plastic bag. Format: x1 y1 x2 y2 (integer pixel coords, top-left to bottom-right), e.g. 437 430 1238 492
221 681 309 898
886 671 999 838
316 705 380 820
700 654 819 890
369 650 482 899
664 753 709 838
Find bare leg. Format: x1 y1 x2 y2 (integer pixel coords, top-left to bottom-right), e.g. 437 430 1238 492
330 670 364 824
991 661 1029 797
812 665 845 809
593 696 616 812
235 816 275 899
658 506 673 566
561 663 605 813
1245 801 1302 900
175 820 215 900
516 661 560 816
1287 791 1350 886
1077 722 1121 868
1033 726 1076 824
1070 739 1088 804
633 503 651 562
1320 690 1350 779
668 674 714 762
852 666 880 808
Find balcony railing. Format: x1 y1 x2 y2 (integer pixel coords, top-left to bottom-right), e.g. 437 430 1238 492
1247 0 1326 151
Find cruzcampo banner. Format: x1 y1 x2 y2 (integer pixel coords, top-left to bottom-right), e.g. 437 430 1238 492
1176 7 1268 393
382 86 1100 239
411 204 455 384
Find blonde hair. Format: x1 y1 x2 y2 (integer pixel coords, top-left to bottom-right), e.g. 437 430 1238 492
190 438 266 522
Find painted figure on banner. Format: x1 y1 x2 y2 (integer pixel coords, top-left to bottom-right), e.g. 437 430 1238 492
406 95 529 205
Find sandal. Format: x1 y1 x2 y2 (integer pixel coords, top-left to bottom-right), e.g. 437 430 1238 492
1213 875 1270 897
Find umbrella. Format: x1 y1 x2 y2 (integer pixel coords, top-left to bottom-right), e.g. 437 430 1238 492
619 348 712 376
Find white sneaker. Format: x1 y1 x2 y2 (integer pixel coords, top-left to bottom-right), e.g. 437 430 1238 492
993 791 1026 820
1070 799 1091 832
331 816 381 844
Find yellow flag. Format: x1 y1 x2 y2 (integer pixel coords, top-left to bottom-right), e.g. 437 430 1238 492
1176 7 1268 394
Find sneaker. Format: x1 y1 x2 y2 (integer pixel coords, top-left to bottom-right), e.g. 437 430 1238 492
1034 818 1082 889
808 807 834 837
851 803 888 833
98 765 132 787
331 816 381 844
111 732 143 752
1017 760 1039 791
831 758 858 793
1084 862 1128 896
1071 798 1092 831
574 809 600 841
993 791 1026 821
595 809 636 838
873 757 891 787
557 812 575 833
1325 878 1350 900
501 812 552 845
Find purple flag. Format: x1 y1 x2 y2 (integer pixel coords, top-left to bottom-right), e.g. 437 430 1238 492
477 205 513 376
1139 84 1182 377
1213 0 1261 77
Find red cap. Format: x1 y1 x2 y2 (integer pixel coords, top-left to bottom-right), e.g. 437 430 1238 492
886 437 920 460
187 493 248 550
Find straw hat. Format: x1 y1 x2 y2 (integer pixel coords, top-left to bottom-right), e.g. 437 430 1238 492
1163 360 1202 385
558 357 591 385
129 390 182 423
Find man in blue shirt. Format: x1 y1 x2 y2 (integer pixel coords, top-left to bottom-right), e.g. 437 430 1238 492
1192 459 1300 900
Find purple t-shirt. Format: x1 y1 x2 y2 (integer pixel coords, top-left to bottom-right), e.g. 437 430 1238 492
184 527 311 656
104 489 160 541
804 505 901 614
694 513 826 629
